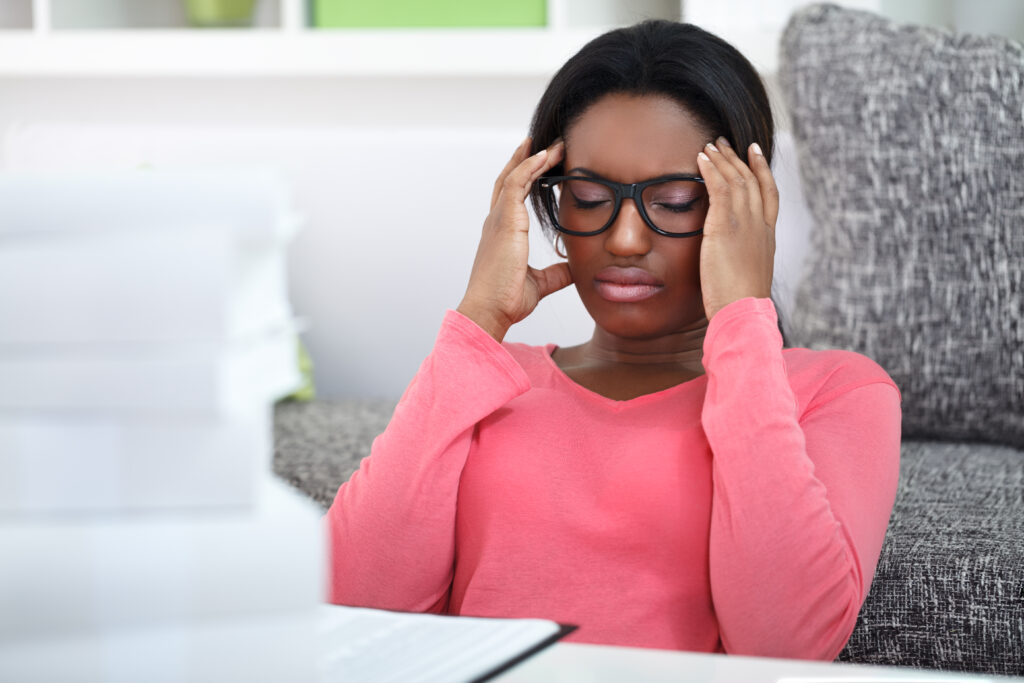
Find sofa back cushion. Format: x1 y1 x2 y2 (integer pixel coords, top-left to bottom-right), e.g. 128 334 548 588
779 4 1024 448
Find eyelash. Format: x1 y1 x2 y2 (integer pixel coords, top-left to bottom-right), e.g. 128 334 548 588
571 198 699 213
571 198 609 210
651 200 698 213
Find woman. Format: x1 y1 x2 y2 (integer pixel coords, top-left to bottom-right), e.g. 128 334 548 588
326 20 901 660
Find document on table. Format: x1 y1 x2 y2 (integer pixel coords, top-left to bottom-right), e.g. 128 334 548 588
318 604 577 683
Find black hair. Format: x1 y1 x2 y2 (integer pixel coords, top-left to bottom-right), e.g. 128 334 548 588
528 19 773 233
526 19 786 341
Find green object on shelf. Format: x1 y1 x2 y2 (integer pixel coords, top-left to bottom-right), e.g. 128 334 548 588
184 0 258 27
279 338 317 403
313 0 547 28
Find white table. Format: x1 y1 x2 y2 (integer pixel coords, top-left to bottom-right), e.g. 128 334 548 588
495 642 1010 682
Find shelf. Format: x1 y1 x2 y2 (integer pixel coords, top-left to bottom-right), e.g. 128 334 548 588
0 0 687 78
0 28 612 78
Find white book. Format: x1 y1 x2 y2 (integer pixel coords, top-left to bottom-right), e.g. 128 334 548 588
0 326 301 415
0 410 271 514
0 610 318 683
0 476 324 641
0 227 294 345
319 605 574 683
0 167 301 246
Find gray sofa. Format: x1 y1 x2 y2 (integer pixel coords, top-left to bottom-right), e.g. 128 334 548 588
774 5 1023 674
273 4 1023 676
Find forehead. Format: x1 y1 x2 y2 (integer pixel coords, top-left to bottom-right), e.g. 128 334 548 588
564 93 708 180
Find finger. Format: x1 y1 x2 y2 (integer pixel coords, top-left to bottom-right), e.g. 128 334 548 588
491 137 532 210
696 147 730 232
522 138 564 193
497 140 563 210
529 261 573 301
484 148 551 236
703 141 756 230
715 137 764 225
748 142 779 229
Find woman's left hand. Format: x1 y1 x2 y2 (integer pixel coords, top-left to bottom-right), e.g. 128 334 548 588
695 137 779 322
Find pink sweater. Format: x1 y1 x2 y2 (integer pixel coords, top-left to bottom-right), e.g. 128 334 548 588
325 297 901 660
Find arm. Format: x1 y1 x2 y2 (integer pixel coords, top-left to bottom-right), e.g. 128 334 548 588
324 309 530 613
701 297 901 659
327 136 569 612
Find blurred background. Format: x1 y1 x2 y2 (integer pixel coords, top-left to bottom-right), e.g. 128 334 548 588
1 0 1022 400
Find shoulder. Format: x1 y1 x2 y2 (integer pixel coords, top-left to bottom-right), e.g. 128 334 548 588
782 347 901 415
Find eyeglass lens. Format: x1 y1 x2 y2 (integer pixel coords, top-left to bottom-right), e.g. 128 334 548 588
550 178 707 234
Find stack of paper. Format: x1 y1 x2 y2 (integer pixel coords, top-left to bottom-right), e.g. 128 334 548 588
0 168 322 681
0 168 302 512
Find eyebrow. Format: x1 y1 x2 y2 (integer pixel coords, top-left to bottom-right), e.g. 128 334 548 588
565 166 702 182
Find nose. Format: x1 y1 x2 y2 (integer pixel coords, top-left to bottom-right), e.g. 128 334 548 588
603 198 652 257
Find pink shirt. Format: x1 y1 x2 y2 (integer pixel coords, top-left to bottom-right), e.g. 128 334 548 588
325 297 901 660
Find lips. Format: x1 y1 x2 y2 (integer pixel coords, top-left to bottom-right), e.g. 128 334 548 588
594 266 663 303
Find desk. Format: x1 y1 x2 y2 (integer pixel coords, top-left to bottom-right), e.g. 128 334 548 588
495 643 1008 682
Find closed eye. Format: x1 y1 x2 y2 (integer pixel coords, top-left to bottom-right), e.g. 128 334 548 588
569 191 612 210
649 198 699 213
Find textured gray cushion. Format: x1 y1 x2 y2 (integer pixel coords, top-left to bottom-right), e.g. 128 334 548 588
273 400 1024 675
839 441 1024 675
778 4 1024 448
273 398 397 509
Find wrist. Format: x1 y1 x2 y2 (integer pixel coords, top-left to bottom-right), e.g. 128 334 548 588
703 297 780 358
455 300 510 343
705 288 772 323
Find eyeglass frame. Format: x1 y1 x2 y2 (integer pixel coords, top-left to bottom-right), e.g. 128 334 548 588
537 174 707 238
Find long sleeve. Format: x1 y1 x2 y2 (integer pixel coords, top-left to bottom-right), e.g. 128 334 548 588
701 297 901 660
324 309 531 612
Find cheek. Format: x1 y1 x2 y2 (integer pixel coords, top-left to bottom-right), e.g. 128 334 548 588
561 236 596 272
664 238 703 288
690 238 704 281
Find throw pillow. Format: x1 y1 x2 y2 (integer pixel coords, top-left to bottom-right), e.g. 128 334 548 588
778 3 1024 448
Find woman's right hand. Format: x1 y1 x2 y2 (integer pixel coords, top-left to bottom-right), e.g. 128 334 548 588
457 137 571 343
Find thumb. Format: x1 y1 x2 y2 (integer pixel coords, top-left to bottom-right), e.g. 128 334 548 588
531 262 574 301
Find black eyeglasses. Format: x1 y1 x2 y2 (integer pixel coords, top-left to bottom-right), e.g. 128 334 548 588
537 175 707 238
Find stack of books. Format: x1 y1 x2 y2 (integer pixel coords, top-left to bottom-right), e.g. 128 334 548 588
0 168 324 682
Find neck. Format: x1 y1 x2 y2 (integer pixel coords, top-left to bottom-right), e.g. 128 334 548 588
582 317 708 369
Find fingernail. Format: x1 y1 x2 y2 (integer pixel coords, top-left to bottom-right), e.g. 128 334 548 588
716 136 731 148
534 149 548 158
705 142 718 152
751 142 763 156
698 152 710 161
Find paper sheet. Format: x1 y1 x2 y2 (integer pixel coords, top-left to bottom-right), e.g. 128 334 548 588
319 605 574 683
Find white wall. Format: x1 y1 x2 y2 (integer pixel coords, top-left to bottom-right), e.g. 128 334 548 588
0 75 601 399
887 0 1024 41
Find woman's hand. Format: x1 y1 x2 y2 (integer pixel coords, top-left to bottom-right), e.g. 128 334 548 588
457 137 572 342
696 137 779 322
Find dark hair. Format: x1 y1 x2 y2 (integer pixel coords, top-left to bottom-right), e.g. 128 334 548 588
528 19 774 234
527 20 786 342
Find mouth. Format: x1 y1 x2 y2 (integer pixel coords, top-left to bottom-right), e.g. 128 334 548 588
594 267 664 303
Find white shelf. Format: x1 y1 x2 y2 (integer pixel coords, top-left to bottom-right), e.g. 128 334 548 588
0 27 614 77
0 0 689 78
